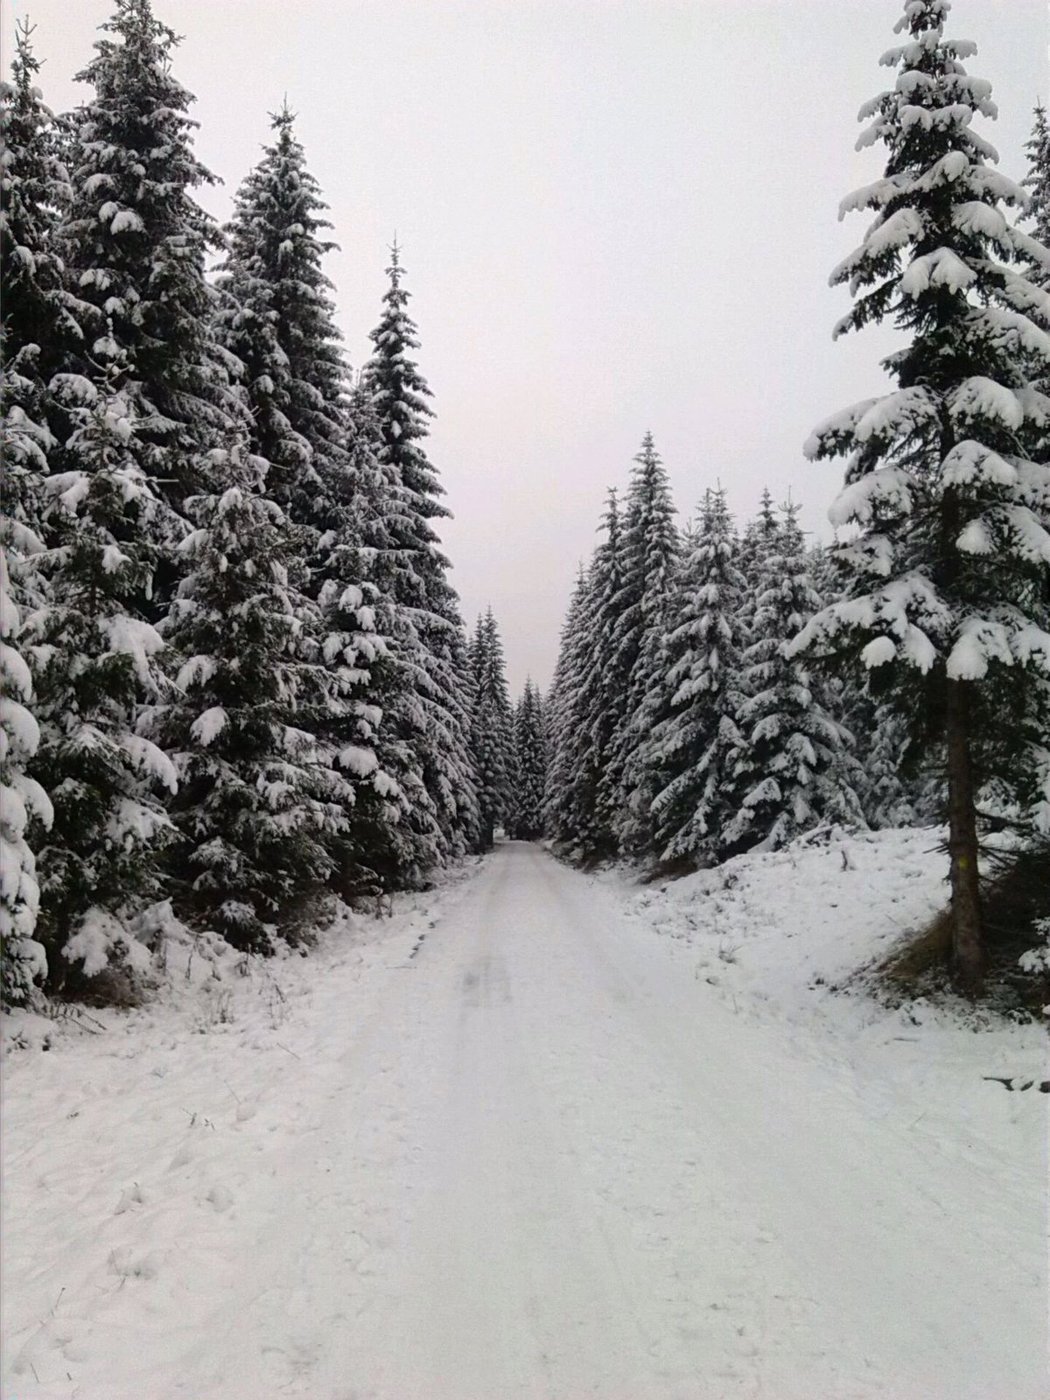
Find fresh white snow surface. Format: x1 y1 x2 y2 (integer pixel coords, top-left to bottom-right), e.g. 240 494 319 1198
3 838 1046 1399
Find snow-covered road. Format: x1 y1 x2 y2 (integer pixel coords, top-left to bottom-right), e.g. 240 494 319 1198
3 842 1046 1399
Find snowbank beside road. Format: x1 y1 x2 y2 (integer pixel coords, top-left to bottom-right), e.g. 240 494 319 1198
0 869 478 1399
611 826 1047 1197
622 826 952 1022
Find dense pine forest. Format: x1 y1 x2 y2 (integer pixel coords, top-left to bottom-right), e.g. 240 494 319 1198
2 0 1048 1011
2 5 1049 1396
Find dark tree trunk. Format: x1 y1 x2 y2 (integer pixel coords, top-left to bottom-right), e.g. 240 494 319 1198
945 677 983 993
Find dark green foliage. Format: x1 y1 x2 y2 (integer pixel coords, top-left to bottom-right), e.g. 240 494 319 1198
364 245 479 858
469 610 515 850
156 444 347 950
645 488 748 864
1 22 79 406
727 505 865 854
510 680 547 841
61 0 243 508
216 105 351 529
26 370 179 986
600 434 679 852
549 490 625 859
794 0 1050 838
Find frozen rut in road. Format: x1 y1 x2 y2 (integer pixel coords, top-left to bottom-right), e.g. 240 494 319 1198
3 842 1045 1399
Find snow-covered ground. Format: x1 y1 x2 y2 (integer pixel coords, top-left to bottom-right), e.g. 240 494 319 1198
3 838 1046 1399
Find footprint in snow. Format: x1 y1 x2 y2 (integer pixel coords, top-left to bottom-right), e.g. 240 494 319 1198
114 1182 147 1214
206 1183 235 1212
108 1246 162 1280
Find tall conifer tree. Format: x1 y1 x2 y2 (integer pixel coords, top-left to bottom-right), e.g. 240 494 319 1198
511 680 547 841
570 490 626 858
340 382 443 888
736 488 779 650
364 244 479 858
217 110 398 891
1 21 80 484
27 367 179 988
469 610 515 850
216 105 351 529
793 0 1050 987
600 433 679 849
0 26 73 999
154 443 349 949
545 569 594 848
728 505 865 854
60 0 243 512
645 488 748 865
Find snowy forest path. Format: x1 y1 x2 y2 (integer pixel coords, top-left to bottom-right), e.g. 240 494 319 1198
4 843 1044 1400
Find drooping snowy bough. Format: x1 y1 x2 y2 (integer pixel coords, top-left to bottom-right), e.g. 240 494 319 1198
791 0 1050 989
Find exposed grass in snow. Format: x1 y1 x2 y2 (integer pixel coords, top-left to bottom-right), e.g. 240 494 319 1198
881 840 1050 1018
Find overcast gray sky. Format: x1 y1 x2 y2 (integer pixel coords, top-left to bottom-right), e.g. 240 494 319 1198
3 0 1045 691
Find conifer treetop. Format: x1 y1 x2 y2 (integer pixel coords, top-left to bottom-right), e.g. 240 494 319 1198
0 21 78 368
226 103 340 297
1024 104 1050 282
801 0 1050 686
217 104 352 524
70 0 220 257
820 0 1047 371
62 0 245 492
365 241 446 517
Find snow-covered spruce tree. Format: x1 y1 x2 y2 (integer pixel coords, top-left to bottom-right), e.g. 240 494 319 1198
337 381 446 889
1022 106 1050 438
0 552 55 1005
644 488 748 866
544 567 594 847
791 0 1050 989
726 504 865 855
615 574 681 858
561 490 626 859
1020 106 1050 818
1 21 81 478
1 22 81 673
599 433 679 852
364 244 479 858
510 679 547 841
155 443 350 951
217 111 403 892
60 0 243 512
311 413 407 898
735 488 779 651
0 27 76 991
469 610 516 850
216 105 351 531
1023 106 1050 287
25 365 179 991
